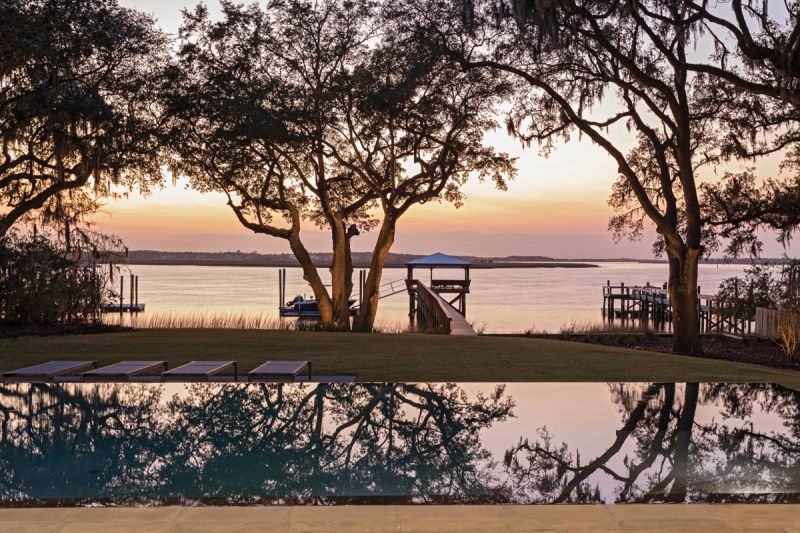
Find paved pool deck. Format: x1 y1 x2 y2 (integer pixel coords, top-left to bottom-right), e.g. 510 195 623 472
1 505 798 532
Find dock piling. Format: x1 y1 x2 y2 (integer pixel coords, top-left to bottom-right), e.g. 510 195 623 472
602 281 754 336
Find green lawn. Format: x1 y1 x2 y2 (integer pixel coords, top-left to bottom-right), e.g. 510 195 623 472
0 329 798 388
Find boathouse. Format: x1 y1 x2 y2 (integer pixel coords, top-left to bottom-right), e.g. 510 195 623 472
405 253 475 335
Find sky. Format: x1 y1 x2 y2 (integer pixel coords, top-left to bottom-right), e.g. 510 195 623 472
97 0 795 259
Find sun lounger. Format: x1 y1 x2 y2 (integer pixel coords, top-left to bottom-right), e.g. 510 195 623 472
162 360 238 381
2 360 98 382
81 360 168 381
248 360 311 382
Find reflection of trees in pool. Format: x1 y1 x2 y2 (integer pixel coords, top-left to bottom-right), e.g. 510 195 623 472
164 383 514 502
0 383 166 501
504 383 800 503
1 382 797 505
0 383 514 504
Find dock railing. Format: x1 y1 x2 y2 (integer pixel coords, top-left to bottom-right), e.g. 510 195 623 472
378 278 407 299
414 282 452 334
430 279 471 293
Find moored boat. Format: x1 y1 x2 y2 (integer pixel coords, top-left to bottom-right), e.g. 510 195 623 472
279 295 358 318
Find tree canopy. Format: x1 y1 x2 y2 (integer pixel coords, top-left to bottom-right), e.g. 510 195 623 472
397 0 749 353
0 0 167 237
166 0 514 329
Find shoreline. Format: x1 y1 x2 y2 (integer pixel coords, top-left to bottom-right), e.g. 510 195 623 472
123 260 600 269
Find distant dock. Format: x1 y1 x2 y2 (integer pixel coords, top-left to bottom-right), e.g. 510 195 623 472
602 281 751 335
102 274 145 314
102 303 145 313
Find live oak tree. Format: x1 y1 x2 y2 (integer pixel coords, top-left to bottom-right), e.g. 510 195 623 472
609 0 800 256
408 0 732 354
0 0 166 237
665 0 800 255
702 169 800 257
167 0 376 327
167 0 514 330
342 31 515 331
679 0 800 100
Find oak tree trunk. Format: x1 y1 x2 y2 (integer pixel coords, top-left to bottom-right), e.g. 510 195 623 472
355 218 395 332
288 233 334 325
667 245 703 355
328 217 357 329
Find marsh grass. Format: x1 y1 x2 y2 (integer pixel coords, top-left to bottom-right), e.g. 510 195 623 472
556 320 658 347
777 310 800 360
104 311 408 333
559 320 657 336
105 311 288 330
523 320 656 337
470 321 487 335
520 320 658 348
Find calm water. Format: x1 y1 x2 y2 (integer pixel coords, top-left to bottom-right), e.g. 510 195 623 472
1 382 798 505
122 262 749 332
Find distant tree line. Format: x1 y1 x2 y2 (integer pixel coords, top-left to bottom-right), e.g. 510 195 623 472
1 0 799 351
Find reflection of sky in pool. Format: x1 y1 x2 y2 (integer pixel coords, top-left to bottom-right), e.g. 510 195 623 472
0 382 798 505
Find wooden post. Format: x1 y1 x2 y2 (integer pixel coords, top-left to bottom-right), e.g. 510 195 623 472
463 266 469 316
119 275 124 319
91 262 98 319
407 265 415 322
278 268 286 312
135 275 139 308
129 274 134 312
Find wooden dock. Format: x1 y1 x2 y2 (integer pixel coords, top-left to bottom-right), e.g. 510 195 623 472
102 303 145 313
102 274 144 313
407 280 476 335
403 253 475 335
602 281 753 335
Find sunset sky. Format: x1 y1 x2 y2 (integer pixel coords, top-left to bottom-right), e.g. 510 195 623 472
100 0 795 259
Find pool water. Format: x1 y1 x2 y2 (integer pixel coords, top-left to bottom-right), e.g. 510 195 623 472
0 382 798 505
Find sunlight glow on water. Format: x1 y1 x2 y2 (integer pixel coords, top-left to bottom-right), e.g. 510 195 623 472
118 262 749 332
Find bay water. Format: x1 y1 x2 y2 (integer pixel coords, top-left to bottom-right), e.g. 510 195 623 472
120 262 750 332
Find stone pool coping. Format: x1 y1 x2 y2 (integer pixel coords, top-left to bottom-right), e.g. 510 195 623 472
1 504 798 532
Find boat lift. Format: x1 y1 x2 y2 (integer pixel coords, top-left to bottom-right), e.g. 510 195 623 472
277 268 407 319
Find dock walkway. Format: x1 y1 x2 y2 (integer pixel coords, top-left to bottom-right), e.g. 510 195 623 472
408 280 477 336
426 284 477 336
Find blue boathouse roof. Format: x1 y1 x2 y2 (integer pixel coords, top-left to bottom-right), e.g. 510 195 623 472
405 252 471 267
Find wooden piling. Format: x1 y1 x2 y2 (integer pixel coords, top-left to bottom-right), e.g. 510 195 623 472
601 281 754 336
278 268 286 310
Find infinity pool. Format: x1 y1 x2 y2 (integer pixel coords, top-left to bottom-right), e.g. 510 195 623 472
0 382 798 505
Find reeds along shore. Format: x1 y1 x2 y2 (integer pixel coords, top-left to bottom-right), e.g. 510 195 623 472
104 311 408 333
108 312 644 337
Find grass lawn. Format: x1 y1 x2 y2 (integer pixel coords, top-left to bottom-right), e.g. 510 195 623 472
0 329 799 388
